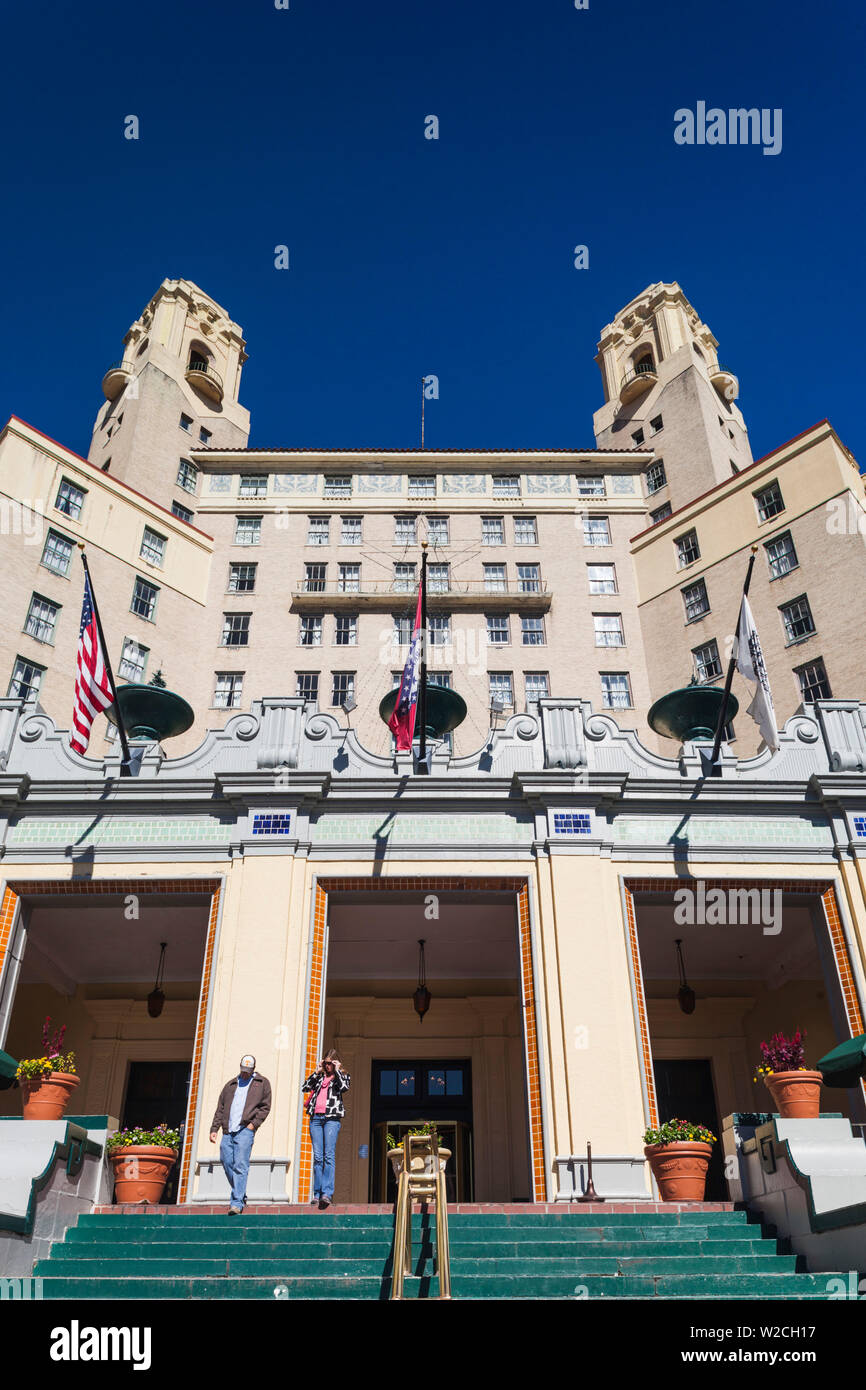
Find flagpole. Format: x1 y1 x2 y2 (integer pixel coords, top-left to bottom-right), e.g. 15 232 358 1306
708 544 759 769
78 545 133 776
417 541 428 773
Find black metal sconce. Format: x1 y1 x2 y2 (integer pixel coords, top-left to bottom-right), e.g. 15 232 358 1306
675 937 696 1015
413 938 431 1023
147 941 167 1018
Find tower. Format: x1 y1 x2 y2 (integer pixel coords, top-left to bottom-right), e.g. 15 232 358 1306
89 278 251 515
592 282 752 513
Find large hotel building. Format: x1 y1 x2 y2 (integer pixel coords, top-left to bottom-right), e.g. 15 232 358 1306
1 279 865 1288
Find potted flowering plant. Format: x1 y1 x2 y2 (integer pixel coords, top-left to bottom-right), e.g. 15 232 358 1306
643 1117 717 1201
754 1029 822 1118
107 1124 181 1204
16 1017 79 1120
386 1123 451 1178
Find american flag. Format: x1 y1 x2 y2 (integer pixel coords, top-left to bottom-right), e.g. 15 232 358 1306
388 586 423 751
70 570 115 754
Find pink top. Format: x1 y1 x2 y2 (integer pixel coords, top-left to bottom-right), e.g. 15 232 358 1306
314 1075 333 1115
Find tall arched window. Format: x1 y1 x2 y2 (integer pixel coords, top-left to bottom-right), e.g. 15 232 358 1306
188 343 210 373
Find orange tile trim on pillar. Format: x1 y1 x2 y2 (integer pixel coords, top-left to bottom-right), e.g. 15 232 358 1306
0 885 21 998
298 877 548 1202
819 884 866 1108
623 884 659 1129
297 881 328 1202
515 881 546 1202
177 884 222 1204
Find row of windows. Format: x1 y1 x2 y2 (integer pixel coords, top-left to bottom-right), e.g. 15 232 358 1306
208 472 618 502
632 415 664 450
211 669 556 711
688 638 832 703
231 514 624 549
299 562 543 593
293 613 548 647
40 524 170 580
682 574 819 647
672 482 786 568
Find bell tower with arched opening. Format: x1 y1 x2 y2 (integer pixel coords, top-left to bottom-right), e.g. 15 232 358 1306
89 278 250 514
593 282 752 515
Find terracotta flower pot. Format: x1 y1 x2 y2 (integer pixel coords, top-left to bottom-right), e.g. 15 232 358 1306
110 1146 178 1204
20 1071 80 1121
644 1141 712 1201
763 1069 823 1119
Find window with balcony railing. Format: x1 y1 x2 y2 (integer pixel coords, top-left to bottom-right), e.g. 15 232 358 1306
484 565 507 593
304 564 327 592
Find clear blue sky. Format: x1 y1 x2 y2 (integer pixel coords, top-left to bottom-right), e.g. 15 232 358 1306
1 0 863 463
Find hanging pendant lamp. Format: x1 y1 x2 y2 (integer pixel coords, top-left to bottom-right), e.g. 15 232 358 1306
675 937 696 1015
147 941 168 1018
413 938 431 1022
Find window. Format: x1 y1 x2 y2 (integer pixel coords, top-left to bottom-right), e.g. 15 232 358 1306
221 612 250 647
577 475 605 496
649 414 663 434
334 614 357 645
514 516 538 545
55 478 85 519
796 659 831 702
482 516 505 545
239 474 267 498
493 474 520 499
307 516 330 546
338 563 360 592
650 503 672 525
631 430 644 447
593 613 624 647
299 615 323 647
304 563 327 592
587 564 617 595
489 672 513 707
213 672 244 709
755 480 784 522
177 459 198 494
228 563 257 593
394 515 417 545
393 614 412 645
24 594 60 644
340 516 361 545
171 501 194 523
525 672 549 703
517 564 541 593
131 577 159 621
429 614 451 645
765 531 798 579
179 413 193 432
484 564 507 593
199 427 212 446
8 656 45 702
139 527 166 566
675 529 700 568
486 614 510 645
692 639 722 682
296 672 319 702
409 475 435 498
780 595 815 643
682 579 710 622
601 672 632 708
118 637 148 682
332 671 355 707
428 670 451 688
324 474 352 499
428 563 449 593
41 529 73 577
646 460 667 494
234 516 262 546
583 516 610 546
393 563 416 592
426 515 449 545
521 615 545 646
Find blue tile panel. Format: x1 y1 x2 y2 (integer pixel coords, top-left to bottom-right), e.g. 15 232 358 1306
252 813 293 836
854 816 866 839
552 813 592 835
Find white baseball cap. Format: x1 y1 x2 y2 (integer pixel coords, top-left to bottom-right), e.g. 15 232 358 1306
240 1055 256 1070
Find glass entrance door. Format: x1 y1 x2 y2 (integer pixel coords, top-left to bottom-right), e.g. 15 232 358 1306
369 1059 473 1202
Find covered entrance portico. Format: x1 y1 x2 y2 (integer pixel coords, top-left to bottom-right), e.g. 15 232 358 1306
296 878 545 1205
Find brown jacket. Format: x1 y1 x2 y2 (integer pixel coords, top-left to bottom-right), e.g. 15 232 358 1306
211 1072 272 1134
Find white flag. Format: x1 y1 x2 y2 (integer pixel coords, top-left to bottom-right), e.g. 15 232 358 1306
736 596 779 751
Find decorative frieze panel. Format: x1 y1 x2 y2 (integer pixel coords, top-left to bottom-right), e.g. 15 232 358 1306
441 474 486 494
357 475 401 494
609 473 638 495
526 474 571 495
272 474 317 494
206 474 232 494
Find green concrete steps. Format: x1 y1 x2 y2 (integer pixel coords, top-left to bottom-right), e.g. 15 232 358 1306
32 1208 837 1300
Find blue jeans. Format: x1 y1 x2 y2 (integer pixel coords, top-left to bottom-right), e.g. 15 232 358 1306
220 1126 255 1209
309 1116 341 1199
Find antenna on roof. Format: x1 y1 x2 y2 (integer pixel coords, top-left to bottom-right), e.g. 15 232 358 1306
421 376 425 451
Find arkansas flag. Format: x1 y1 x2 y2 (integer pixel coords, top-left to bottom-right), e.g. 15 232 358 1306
388 587 423 751
736 595 779 751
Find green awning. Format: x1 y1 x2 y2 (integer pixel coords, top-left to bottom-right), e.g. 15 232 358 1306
0 1049 18 1082
817 1034 866 1088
